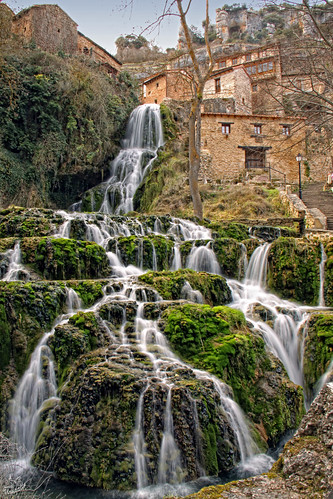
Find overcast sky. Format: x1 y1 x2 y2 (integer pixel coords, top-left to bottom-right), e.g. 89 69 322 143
4 0 262 55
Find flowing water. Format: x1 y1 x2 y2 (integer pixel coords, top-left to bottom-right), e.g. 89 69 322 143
4 103 331 497
99 104 164 215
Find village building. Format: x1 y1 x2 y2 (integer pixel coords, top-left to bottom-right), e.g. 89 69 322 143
200 112 306 184
204 66 252 114
142 70 192 104
9 4 121 75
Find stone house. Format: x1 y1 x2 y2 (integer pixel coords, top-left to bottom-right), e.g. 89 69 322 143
200 112 306 183
10 4 121 74
142 70 193 104
204 66 252 114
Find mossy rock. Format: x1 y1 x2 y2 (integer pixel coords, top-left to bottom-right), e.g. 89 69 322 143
0 207 62 238
302 312 333 399
138 269 232 305
0 281 67 429
107 234 174 271
209 222 249 242
267 237 321 305
324 240 333 306
20 237 110 280
161 303 304 445
212 237 244 279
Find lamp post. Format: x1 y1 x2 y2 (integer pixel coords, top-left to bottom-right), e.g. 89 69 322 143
296 153 302 200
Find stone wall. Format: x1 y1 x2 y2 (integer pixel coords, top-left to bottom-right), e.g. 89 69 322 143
203 68 252 114
142 71 192 104
200 112 306 182
13 5 78 54
77 33 121 74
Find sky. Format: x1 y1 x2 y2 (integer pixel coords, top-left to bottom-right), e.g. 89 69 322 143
4 0 262 56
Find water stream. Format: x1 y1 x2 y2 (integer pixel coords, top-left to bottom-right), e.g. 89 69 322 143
3 103 332 498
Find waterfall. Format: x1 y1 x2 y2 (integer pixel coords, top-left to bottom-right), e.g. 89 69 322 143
181 281 204 303
244 243 271 287
2 242 26 281
228 243 309 388
186 242 221 275
9 288 82 460
158 385 183 485
319 243 327 307
100 104 164 215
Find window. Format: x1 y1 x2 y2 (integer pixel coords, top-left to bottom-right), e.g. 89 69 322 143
247 65 257 75
252 84 258 92
268 61 273 71
156 82 159 87
254 124 262 135
258 64 263 73
282 125 291 136
232 58 238 65
219 60 226 68
262 63 268 72
215 78 221 93
246 54 251 61
83 46 89 54
221 123 231 134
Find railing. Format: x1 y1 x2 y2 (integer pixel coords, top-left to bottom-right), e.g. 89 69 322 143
268 165 287 190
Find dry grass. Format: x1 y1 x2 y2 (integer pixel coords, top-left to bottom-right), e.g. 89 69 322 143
147 179 288 221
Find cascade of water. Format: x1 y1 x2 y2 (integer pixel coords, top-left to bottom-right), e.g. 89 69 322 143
171 243 182 271
319 243 327 307
2 242 28 282
228 242 309 389
152 243 158 271
158 385 183 485
186 242 221 275
9 288 82 459
99 104 164 215
244 243 271 287
133 387 149 489
181 281 204 303
66 287 83 313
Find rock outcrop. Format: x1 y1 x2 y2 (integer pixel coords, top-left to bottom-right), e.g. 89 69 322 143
182 382 333 498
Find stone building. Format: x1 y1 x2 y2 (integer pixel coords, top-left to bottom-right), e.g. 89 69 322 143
142 70 192 104
204 66 252 114
200 112 306 183
10 4 121 74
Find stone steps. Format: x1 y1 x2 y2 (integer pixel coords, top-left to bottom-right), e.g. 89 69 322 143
302 183 333 230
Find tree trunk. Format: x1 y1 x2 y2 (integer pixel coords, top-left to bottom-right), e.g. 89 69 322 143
188 98 203 220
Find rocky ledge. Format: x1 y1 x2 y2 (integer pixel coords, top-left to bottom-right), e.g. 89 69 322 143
182 382 333 499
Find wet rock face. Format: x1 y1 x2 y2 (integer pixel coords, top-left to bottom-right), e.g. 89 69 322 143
183 382 333 499
267 237 321 305
302 312 333 400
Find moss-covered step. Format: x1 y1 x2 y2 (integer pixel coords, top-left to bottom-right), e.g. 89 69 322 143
161 303 304 445
267 237 322 305
138 269 232 306
107 234 175 271
18 237 110 280
0 207 64 238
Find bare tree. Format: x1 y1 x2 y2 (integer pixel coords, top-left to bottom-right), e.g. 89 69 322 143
125 0 215 219
262 0 333 168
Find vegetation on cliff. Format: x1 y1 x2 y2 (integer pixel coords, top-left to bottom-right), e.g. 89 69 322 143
0 46 139 209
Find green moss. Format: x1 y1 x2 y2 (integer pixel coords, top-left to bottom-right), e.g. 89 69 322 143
303 312 333 395
212 237 243 278
20 237 110 280
51 311 101 384
268 237 321 305
209 222 249 241
138 269 232 305
67 280 107 307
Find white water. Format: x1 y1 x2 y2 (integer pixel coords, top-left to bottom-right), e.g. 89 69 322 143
2 242 28 281
228 244 309 387
100 104 164 215
9 288 82 460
